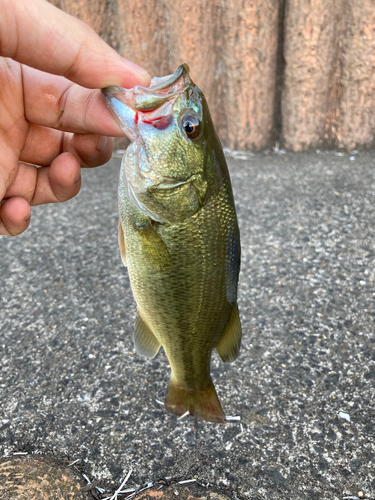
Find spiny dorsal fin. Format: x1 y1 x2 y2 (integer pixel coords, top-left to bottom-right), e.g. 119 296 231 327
134 312 161 358
118 219 127 267
215 303 242 363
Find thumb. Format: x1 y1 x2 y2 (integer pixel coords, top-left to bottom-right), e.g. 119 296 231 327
1 0 151 89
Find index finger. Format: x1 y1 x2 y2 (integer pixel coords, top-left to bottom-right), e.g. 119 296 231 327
23 66 125 135
1 0 151 89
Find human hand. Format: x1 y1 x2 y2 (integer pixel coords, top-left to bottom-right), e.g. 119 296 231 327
0 0 151 236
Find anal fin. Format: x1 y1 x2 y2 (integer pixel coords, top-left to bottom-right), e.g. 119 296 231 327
118 219 127 267
215 303 242 363
134 312 161 358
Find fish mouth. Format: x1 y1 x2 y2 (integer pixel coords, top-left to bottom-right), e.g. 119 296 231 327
145 64 189 92
104 63 189 96
132 64 190 111
103 64 190 113
102 64 194 141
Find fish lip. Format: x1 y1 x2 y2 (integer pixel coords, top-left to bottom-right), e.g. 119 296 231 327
142 63 189 92
133 66 190 111
102 65 188 96
102 85 124 96
102 64 189 97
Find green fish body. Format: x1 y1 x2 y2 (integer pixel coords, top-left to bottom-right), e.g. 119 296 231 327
103 64 241 423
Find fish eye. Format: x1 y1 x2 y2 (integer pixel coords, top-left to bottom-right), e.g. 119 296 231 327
182 114 199 139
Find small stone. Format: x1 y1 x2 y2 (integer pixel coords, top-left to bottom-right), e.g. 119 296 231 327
339 412 350 422
358 492 364 498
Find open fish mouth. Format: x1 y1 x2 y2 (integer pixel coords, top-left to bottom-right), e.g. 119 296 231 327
102 62 203 145
104 64 190 113
133 64 190 111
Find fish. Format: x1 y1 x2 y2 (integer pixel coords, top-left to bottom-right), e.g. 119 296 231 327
102 64 241 423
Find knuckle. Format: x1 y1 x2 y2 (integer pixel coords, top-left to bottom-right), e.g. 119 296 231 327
56 84 74 130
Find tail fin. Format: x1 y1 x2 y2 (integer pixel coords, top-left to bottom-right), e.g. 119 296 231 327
165 379 226 423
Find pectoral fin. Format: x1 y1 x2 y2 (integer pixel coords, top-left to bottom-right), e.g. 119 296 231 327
118 219 127 267
134 221 171 270
134 312 161 358
215 303 242 363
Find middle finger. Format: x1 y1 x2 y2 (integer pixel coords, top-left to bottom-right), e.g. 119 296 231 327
20 123 113 168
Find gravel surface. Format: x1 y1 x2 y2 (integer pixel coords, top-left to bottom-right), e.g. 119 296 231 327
0 151 374 500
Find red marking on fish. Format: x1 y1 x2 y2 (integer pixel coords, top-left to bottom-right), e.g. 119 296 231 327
141 115 172 130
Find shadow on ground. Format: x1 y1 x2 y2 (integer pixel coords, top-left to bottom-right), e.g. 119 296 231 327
0 152 374 500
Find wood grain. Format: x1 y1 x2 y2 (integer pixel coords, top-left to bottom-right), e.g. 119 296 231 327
48 0 375 151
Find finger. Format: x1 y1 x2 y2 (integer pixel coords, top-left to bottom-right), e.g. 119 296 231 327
0 134 19 200
0 197 31 236
22 66 125 135
1 0 150 89
68 133 113 168
19 124 63 167
20 123 113 167
5 153 81 206
32 152 81 206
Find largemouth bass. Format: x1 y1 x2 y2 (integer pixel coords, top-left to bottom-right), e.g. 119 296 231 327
103 64 241 423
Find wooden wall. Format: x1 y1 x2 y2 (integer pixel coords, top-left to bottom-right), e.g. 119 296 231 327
49 0 375 152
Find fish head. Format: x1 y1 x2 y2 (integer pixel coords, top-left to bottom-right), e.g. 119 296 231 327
103 64 220 223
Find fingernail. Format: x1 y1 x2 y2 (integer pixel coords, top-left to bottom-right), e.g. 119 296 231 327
75 169 81 183
96 135 108 152
122 58 150 76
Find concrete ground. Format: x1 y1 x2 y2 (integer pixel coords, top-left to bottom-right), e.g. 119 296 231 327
0 151 374 500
